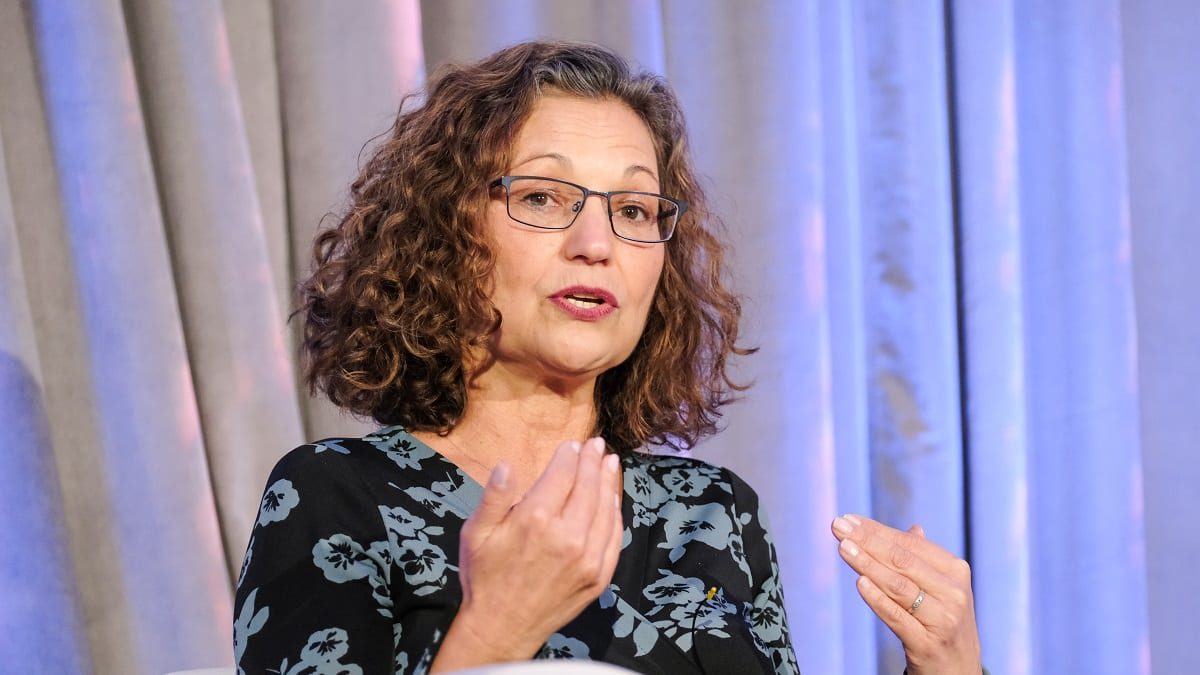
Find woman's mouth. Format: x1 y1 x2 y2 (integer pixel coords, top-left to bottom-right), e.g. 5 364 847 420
551 286 618 320
563 294 604 309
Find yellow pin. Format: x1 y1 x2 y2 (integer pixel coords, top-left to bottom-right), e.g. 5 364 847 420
705 586 718 602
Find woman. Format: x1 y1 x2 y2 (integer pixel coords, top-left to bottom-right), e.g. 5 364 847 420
235 41 980 674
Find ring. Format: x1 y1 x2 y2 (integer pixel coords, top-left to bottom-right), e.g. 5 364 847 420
908 589 926 614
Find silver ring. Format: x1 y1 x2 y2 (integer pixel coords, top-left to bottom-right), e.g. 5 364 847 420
908 589 926 613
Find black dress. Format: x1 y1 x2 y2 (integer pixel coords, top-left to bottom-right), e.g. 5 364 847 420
234 426 799 674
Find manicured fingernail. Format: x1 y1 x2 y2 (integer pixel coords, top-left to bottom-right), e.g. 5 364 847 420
844 513 863 525
604 453 620 473
570 441 581 453
833 516 854 534
589 437 605 454
840 538 860 557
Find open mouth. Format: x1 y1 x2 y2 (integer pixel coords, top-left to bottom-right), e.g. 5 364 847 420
563 294 605 309
552 286 618 316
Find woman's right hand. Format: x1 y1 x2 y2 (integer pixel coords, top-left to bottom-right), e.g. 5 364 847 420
431 437 624 671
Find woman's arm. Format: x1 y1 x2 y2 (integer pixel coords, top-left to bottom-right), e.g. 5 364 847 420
235 445 398 673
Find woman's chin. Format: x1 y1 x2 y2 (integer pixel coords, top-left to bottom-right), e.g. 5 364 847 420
474 351 602 387
538 357 616 383
485 332 637 387
514 352 626 389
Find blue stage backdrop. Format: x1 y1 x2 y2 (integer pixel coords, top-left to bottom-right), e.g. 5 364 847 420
0 1 1195 674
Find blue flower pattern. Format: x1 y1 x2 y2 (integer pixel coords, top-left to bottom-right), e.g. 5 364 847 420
235 427 797 673
286 627 362 675
257 478 299 526
312 533 376 584
538 632 592 659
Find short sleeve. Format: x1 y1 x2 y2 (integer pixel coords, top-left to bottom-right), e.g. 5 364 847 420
234 444 401 674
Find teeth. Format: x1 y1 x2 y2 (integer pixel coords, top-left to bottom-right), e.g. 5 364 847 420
565 296 602 308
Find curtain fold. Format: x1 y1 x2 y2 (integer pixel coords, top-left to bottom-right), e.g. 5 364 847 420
1122 2 1200 673
421 0 666 71
0 86 93 675
1 1 1194 673
816 2 877 672
0 2 99 672
848 4 967 672
23 1 232 673
122 0 306 579
950 2 1033 672
1010 2 1148 671
219 0 291 327
273 0 423 443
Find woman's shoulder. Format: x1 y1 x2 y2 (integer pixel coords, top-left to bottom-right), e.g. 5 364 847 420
264 425 446 491
248 425 475 546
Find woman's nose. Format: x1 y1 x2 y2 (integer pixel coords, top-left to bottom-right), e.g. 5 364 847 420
562 194 614 263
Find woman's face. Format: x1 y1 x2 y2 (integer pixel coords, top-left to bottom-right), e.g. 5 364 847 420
482 94 667 387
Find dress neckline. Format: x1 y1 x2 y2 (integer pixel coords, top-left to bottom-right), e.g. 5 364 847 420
366 425 486 516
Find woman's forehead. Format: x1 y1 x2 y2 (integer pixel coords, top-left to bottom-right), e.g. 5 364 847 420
508 95 659 179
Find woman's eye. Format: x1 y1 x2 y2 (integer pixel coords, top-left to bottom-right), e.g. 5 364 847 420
618 204 650 221
521 191 554 207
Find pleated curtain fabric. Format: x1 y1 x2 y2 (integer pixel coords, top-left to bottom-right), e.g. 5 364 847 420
0 1 1196 674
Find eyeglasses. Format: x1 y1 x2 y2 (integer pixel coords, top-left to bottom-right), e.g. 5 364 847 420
488 175 686 243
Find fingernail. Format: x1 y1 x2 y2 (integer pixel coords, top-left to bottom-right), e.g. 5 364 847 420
840 538 859 557
844 513 862 526
490 462 510 489
833 516 854 534
590 437 606 454
604 453 620 473
570 441 581 454
613 494 621 509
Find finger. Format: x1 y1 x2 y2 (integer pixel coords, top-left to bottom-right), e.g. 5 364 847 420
519 440 581 514
586 452 623 583
462 461 519 542
610 456 625 550
834 516 951 593
838 538 945 625
855 575 925 646
561 437 606 525
909 524 926 538
833 514 959 578
603 481 624 581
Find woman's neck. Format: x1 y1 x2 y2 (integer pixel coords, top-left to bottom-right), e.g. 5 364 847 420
416 366 599 492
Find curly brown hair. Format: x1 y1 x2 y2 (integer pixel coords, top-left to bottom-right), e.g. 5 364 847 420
299 40 753 453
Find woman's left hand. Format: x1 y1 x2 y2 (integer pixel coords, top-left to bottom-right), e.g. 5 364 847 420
831 514 981 674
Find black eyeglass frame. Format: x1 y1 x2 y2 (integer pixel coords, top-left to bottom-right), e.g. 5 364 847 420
488 175 688 244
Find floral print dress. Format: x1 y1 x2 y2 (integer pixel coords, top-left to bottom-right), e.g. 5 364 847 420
235 426 799 674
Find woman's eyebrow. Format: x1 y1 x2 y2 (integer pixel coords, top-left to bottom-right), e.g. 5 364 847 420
510 152 570 170
625 164 659 182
